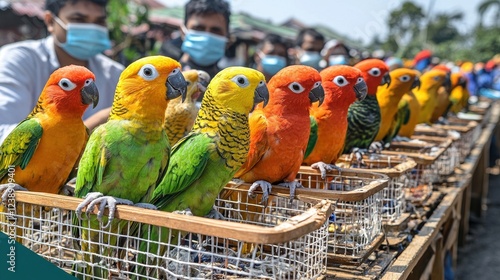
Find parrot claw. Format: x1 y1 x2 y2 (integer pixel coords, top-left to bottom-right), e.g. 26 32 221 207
248 180 272 206
350 148 367 167
369 141 384 153
311 162 340 179
173 208 193 216
205 207 225 220
278 181 303 203
393 136 412 142
0 183 28 205
59 184 75 196
134 203 157 210
76 192 133 228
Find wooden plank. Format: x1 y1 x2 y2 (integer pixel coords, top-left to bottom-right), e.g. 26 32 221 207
11 191 331 244
381 187 460 280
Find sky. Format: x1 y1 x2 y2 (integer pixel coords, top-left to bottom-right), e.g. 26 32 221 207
158 0 489 45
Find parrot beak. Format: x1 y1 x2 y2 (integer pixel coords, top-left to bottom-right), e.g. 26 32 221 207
381 72 391 88
458 76 467 87
309 84 325 106
254 82 270 107
443 73 452 92
80 81 99 108
354 79 368 101
411 77 421 90
196 71 210 94
167 70 188 102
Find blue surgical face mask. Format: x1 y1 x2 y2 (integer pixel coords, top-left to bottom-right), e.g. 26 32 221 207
300 51 323 69
53 15 111 60
181 29 228 67
259 53 287 75
329 55 348 65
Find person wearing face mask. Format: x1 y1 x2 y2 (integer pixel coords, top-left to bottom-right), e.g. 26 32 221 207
160 0 231 94
0 0 124 144
294 28 325 70
252 34 289 81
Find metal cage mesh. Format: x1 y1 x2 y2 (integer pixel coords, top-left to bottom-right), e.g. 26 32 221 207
295 171 383 257
0 190 329 280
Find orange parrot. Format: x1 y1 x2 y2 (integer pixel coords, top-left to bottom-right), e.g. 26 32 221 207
234 65 324 204
303 65 367 178
0 65 99 240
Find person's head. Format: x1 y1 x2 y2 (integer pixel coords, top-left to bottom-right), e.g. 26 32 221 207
254 34 288 79
295 28 325 69
180 0 231 67
44 0 110 62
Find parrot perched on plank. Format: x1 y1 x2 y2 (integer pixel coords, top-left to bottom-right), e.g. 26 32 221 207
234 65 324 204
134 67 269 278
342 59 390 155
0 65 99 241
449 73 470 114
414 69 450 124
374 68 420 145
303 65 367 178
71 56 187 279
164 70 210 145
398 89 421 138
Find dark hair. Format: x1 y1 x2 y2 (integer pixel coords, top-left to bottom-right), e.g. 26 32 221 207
45 0 108 16
296 28 324 47
184 0 231 36
256 34 288 52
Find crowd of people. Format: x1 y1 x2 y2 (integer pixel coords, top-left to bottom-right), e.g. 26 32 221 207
0 0 499 145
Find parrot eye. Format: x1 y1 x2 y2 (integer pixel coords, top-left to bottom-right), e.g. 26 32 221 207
231 75 249 88
58 78 76 91
333 76 348 87
399 75 411 82
433 76 441 81
288 82 305 94
312 81 321 89
356 77 364 84
138 64 159 81
84 79 93 86
368 68 381 77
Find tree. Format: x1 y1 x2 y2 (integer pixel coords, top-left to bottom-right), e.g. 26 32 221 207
427 12 463 45
387 1 425 57
478 0 500 27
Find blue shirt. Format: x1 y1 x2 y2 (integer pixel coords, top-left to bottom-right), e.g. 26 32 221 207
0 36 124 144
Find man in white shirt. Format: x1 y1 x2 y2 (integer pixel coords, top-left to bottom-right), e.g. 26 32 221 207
0 0 124 144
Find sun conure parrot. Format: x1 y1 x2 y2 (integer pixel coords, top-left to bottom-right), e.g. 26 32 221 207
342 59 390 155
234 65 324 204
431 72 469 122
414 69 450 124
449 72 470 114
302 65 367 178
374 68 420 145
71 56 187 279
164 69 210 145
0 65 99 242
134 67 269 279
398 88 422 138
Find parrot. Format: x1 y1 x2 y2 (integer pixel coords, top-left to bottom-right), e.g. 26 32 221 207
414 69 450 125
342 58 391 155
71 56 187 279
449 72 470 114
234 65 325 205
374 68 420 145
134 67 269 279
0 65 99 242
302 65 367 178
397 89 422 138
163 69 210 145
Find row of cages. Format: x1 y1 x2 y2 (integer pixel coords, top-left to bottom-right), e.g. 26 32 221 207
0 107 490 279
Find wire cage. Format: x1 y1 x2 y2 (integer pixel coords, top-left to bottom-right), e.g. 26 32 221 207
336 154 417 224
382 137 453 202
0 190 331 280
239 167 388 265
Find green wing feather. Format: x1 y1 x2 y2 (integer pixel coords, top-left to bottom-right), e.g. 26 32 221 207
343 95 381 153
304 116 318 159
0 118 43 179
151 132 212 209
384 99 410 144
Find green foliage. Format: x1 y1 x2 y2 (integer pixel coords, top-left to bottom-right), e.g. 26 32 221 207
106 0 150 65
